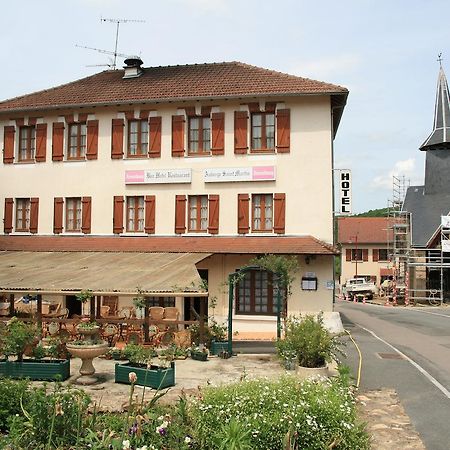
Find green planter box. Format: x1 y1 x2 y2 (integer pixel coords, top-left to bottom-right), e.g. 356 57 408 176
191 351 208 361
115 362 175 389
210 340 229 356
0 359 70 381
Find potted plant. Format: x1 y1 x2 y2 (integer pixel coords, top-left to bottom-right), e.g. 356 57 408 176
276 313 341 377
209 320 229 356
1 317 70 381
115 344 175 388
190 345 209 361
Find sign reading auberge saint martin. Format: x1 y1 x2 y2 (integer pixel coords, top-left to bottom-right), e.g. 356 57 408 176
339 169 352 215
204 166 276 182
125 169 192 184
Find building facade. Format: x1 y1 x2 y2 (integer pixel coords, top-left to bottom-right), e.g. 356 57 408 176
0 59 348 336
338 217 393 287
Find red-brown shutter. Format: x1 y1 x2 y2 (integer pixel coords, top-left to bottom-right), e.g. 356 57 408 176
3 126 15 164
175 195 186 234
53 197 64 234
208 195 219 234
144 195 156 234
30 198 39 233
35 123 47 162
172 116 185 157
81 197 92 234
149 116 161 158
111 119 124 159
276 109 290 153
3 198 13 233
346 249 352 261
373 249 379 262
273 193 286 234
237 194 250 234
86 120 99 160
362 249 368 262
52 122 64 161
234 111 248 154
113 196 124 234
211 112 225 155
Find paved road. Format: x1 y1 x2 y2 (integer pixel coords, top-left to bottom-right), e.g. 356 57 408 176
336 301 450 450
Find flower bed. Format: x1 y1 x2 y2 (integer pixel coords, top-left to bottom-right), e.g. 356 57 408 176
115 362 175 389
0 359 70 381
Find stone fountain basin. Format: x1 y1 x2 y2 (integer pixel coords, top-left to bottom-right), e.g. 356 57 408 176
66 342 109 359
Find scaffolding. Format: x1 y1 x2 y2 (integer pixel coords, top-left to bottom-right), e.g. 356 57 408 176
386 176 410 302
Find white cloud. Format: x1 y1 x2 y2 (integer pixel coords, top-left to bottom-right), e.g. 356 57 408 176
289 54 361 81
371 158 420 190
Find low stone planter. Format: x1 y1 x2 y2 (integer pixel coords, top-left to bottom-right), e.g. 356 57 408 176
296 364 329 378
191 351 208 361
0 359 70 381
209 340 229 356
115 362 175 389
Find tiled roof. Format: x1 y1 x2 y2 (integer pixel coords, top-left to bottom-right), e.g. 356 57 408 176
337 217 393 244
0 235 338 255
0 61 348 114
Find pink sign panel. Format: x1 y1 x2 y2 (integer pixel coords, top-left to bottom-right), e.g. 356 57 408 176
252 166 276 180
125 170 145 184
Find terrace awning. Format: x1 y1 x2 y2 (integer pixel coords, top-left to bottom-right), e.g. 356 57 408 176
0 251 211 295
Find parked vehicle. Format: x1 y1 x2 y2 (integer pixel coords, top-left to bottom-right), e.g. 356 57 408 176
342 278 378 300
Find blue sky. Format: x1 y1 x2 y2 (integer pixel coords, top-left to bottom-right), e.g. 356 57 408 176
1 0 449 213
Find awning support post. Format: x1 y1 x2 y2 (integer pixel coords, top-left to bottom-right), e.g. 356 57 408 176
276 277 282 339
9 293 14 316
227 274 234 355
143 302 150 343
90 296 95 322
36 294 42 332
95 296 101 319
199 296 206 346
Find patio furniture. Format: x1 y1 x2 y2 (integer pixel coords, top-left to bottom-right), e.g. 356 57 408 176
163 307 180 331
100 305 110 317
102 296 119 316
0 302 9 316
102 323 119 346
149 306 165 325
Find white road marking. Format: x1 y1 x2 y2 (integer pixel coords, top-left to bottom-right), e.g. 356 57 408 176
358 324 450 400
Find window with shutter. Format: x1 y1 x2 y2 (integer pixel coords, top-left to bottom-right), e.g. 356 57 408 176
234 111 248 154
188 116 211 155
3 126 15 164
378 249 389 261
208 195 219 234
52 123 64 161
252 194 273 232
251 113 275 151
144 195 156 234
66 198 82 232
126 196 145 232
211 112 225 155
3 198 14 233
111 119 124 159
30 198 39 233
35 123 47 162
276 109 290 153
81 197 92 234
53 198 64 234
237 194 250 234
86 120 99 160
15 198 31 231
188 195 208 232
175 195 187 234
172 115 185 157
113 196 124 234
127 119 149 157
148 116 161 158
67 123 87 160
18 126 36 162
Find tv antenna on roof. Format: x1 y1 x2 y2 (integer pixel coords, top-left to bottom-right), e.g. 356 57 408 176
76 17 145 70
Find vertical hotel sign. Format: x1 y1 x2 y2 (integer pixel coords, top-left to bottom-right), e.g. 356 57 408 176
339 170 352 215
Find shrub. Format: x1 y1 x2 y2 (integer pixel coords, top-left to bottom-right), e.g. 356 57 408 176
122 344 157 365
2 317 39 361
276 314 342 368
0 378 30 432
190 375 370 450
190 318 228 347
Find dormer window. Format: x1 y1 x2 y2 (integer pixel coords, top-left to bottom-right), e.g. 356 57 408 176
68 122 87 160
18 126 36 162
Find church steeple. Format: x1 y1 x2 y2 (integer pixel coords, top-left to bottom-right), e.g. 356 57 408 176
420 57 450 151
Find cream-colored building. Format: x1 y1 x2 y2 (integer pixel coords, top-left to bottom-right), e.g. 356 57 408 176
0 59 348 337
338 217 393 288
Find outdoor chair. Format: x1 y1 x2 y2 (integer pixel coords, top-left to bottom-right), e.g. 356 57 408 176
102 323 119 346
100 305 110 317
102 296 119 316
163 307 180 331
149 307 165 328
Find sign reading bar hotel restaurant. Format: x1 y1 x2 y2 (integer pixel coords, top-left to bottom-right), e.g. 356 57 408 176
339 169 352 215
125 169 192 184
204 166 276 183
